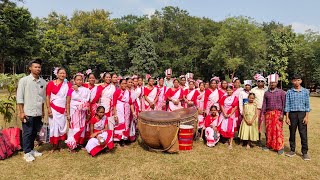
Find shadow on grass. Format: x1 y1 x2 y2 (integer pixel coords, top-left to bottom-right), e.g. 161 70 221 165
137 137 151 151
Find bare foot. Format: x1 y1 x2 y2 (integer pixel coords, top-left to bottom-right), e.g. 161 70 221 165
246 144 251 150
68 149 77 153
50 146 59 153
228 145 233 150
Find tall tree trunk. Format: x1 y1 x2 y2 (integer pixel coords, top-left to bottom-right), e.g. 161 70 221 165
12 62 15 74
0 56 5 73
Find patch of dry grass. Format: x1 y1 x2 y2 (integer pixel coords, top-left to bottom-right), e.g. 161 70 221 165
0 97 319 180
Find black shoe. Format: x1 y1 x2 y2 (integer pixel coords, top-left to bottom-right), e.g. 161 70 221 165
302 154 311 161
119 140 125 147
285 151 296 157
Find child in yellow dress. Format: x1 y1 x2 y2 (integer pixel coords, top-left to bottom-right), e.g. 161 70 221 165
238 93 259 149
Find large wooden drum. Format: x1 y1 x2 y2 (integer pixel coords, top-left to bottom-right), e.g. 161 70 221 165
138 111 180 153
173 108 198 132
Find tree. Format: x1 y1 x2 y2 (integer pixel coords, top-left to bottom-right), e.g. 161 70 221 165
289 31 320 88
310 33 320 86
225 57 244 80
208 17 267 80
68 10 128 75
38 10 129 76
129 32 158 76
0 1 39 73
266 26 295 84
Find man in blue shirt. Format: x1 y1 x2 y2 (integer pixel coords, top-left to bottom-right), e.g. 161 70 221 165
285 74 310 160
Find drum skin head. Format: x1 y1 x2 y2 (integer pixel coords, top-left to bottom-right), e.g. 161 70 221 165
173 108 197 118
139 111 180 123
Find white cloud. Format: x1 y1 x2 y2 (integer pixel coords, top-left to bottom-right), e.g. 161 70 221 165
291 22 320 34
141 8 156 17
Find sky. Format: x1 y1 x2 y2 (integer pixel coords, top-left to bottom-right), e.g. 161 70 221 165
17 0 320 34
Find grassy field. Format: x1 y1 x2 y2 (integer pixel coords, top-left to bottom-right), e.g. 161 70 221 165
0 97 319 180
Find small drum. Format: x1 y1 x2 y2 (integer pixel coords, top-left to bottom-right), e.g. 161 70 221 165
173 108 198 132
138 111 180 153
179 125 194 150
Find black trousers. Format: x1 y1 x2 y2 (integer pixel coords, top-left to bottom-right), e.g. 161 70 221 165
22 116 43 153
288 112 308 154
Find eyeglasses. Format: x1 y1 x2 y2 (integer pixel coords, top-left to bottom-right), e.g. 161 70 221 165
257 80 264 83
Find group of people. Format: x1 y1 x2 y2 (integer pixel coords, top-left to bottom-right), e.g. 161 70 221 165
16 59 311 162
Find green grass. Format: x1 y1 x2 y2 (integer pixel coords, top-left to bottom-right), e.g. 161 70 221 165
0 97 320 180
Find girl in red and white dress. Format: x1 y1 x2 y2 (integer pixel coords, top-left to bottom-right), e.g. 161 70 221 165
65 74 90 151
156 77 167 111
204 79 224 115
197 82 206 130
183 80 199 108
46 68 71 152
132 76 143 114
100 73 117 117
113 79 135 146
205 105 220 147
165 79 183 112
143 77 159 111
85 106 114 157
217 86 239 149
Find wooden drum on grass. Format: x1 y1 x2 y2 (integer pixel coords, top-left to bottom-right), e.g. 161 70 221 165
138 111 180 153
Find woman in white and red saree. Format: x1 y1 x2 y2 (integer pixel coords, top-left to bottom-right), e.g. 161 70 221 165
137 77 145 111
196 82 206 129
183 80 199 108
46 68 71 152
219 80 228 95
165 79 183 112
85 106 114 157
143 77 159 111
156 77 167 111
232 78 243 98
232 78 243 131
205 105 220 147
204 79 224 115
217 86 239 149
100 73 117 117
132 76 143 113
127 78 138 142
113 79 135 146
83 73 102 140
65 74 90 151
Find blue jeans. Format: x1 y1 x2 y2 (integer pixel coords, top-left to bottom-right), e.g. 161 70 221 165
22 116 43 153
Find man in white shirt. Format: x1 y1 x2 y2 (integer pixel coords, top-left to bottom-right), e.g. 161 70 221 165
251 75 268 145
17 59 46 162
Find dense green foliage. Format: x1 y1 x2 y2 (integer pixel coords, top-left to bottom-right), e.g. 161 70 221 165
1 1 320 87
